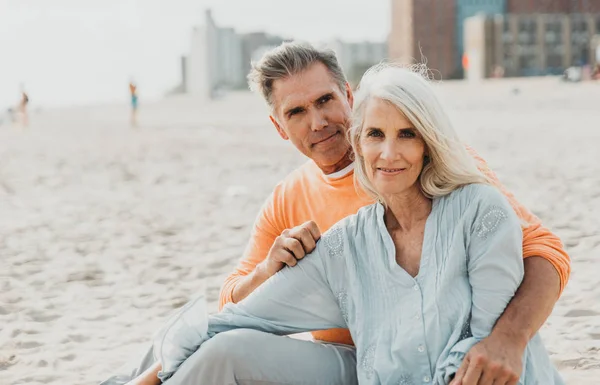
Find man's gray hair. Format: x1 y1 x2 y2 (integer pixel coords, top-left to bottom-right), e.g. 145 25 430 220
247 41 347 109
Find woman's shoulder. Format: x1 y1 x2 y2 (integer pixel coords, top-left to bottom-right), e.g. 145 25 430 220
319 203 379 252
443 183 507 207
436 184 514 227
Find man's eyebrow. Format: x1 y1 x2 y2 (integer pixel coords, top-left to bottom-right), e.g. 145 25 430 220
315 92 334 102
284 105 304 117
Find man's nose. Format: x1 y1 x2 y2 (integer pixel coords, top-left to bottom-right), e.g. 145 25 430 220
309 109 327 132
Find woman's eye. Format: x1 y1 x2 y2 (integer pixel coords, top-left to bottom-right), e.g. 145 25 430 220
366 129 383 138
399 130 416 138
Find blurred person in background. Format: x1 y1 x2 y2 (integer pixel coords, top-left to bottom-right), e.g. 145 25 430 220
129 80 139 127
18 84 29 127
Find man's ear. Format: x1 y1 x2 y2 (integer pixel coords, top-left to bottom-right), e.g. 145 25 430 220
270 115 289 140
345 82 354 109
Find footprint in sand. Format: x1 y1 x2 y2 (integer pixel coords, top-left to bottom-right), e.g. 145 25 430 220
564 309 600 317
60 353 76 362
26 310 62 323
66 334 89 343
17 340 42 349
206 258 232 269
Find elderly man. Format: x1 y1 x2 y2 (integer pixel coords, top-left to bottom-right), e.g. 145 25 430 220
111 42 569 385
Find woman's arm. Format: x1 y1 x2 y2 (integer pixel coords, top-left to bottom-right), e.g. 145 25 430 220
148 227 346 383
438 185 524 384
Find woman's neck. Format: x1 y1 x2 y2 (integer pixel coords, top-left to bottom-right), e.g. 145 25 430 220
383 187 432 233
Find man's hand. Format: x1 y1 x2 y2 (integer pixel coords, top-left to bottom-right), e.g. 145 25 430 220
450 332 525 385
257 221 321 278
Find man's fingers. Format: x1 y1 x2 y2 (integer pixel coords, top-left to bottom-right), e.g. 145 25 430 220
283 238 305 260
298 228 317 253
302 220 321 241
462 356 484 385
479 365 499 385
278 251 298 267
288 227 317 253
505 372 520 385
450 357 469 385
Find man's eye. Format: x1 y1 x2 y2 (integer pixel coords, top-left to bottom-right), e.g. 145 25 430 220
319 95 332 104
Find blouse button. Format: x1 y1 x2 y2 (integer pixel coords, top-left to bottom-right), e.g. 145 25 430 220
423 375 431 382
413 284 419 291
417 345 425 353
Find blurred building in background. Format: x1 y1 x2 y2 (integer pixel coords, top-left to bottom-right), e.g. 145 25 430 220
325 40 388 85
186 10 246 98
464 13 600 79
389 0 458 78
389 0 600 79
184 10 288 98
240 32 288 80
507 0 600 14
181 9 387 98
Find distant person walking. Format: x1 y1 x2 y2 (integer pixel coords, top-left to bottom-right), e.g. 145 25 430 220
129 81 138 127
18 86 29 127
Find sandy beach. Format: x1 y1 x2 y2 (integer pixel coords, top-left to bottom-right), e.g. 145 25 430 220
1 77 599 384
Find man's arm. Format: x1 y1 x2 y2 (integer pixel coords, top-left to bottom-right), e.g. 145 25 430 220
219 188 322 309
228 221 321 304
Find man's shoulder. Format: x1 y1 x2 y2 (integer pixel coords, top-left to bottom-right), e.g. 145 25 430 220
272 160 322 196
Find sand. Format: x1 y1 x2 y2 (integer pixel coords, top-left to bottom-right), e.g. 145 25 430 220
1 77 599 384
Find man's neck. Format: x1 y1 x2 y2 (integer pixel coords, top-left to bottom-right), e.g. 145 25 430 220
318 150 354 175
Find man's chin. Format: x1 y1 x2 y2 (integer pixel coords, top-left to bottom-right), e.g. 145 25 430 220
313 151 353 173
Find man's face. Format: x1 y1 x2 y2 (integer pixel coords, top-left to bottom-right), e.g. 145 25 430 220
269 63 354 173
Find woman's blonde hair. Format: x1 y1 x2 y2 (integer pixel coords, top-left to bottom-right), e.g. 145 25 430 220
349 64 490 203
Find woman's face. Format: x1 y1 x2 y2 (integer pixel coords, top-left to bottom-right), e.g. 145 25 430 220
359 98 427 198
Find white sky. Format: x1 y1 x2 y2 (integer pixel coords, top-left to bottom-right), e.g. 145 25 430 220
0 0 390 109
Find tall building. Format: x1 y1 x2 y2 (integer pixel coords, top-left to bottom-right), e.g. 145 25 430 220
389 0 506 78
240 32 287 81
187 10 246 98
389 0 457 78
455 0 506 73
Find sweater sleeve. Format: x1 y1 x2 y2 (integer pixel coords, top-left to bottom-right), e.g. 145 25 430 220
219 188 285 309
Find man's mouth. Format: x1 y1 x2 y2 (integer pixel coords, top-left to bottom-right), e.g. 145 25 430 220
313 132 339 146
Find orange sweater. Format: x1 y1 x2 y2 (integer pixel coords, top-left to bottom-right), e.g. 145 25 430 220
219 149 570 346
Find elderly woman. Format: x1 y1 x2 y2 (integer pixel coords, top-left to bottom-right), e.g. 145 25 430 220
132 65 563 385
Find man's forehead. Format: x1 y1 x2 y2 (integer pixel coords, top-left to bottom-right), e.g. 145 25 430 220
272 64 341 110
277 83 338 109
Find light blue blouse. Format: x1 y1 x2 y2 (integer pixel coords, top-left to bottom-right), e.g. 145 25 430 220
154 184 563 384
